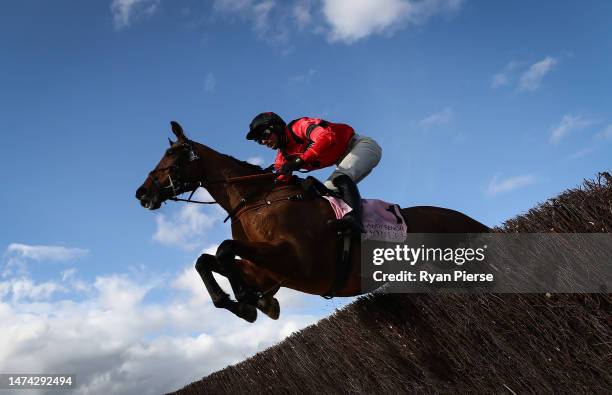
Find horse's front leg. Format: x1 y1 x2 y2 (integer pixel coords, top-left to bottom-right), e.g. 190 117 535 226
219 237 302 269
215 240 262 305
215 239 300 319
194 253 230 307
194 253 257 323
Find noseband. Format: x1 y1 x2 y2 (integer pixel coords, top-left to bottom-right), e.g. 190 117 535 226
148 140 210 204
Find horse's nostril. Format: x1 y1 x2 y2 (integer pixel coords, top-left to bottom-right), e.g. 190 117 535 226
136 187 148 200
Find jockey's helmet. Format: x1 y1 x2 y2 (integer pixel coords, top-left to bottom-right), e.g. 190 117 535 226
246 112 286 142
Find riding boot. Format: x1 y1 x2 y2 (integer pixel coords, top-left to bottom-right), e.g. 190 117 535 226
328 175 365 233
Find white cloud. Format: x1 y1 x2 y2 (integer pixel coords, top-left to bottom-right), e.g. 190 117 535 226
518 56 557 92
212 0 461 45
568 146 597 160
111 0 159 29
112 0 461 43
571 123 612 158
204 72 216 92
491 73 508 89
153 190 223 250
596 124 612 140
293 1 313 29
246 156 265 166
486 174 536 197
254 1 291 44
95 275 152 311
289 69 317 85
173 264 209 297
418 107 454 129
0 278 66 302
549 114 596 144
322 0 462 44
253 1 275 32
491 73 509 88
6 243 89 262
61 268 77 282
492 57 558 92
3 244 89 277
491 61 519 89
322 0 410 43
0 265 321 395
213 0 254 13
213 0 290 45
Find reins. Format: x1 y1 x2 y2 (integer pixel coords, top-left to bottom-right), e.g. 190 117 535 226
168 172 277 204
167 172 283 223
151 143 306 222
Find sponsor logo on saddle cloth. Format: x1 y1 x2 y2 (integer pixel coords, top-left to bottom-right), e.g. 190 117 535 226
322 197 408 242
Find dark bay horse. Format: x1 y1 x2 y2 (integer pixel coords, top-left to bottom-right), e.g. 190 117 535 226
135 122 489 322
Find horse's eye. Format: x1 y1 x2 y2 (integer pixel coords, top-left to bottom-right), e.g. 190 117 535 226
166 149 174 156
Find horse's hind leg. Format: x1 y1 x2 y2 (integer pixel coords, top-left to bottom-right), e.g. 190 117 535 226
195 253 257 323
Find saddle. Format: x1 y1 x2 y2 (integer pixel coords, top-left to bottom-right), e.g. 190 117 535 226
300 176 340 198
300 176 408 297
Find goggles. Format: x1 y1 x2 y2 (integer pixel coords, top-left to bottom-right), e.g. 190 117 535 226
256 128 272 143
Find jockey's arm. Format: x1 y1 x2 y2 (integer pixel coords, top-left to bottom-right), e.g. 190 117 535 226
273 150 286 171
273 151 292 183
300 125 336 165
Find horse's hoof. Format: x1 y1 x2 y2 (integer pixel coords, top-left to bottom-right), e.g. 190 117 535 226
239 303 257 323
256 296 280 320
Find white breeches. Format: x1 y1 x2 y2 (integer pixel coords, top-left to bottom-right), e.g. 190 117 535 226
323 134 382 190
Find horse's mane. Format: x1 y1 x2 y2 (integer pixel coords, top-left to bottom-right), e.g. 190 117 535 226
191 139 272 174
220 153 272 174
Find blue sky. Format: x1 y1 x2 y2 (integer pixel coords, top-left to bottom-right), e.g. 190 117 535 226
1 1 611 394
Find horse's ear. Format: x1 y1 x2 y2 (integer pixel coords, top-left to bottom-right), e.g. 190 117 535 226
168 137 175 147
170 121 186 141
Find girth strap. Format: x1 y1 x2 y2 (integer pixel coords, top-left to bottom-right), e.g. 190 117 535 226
322 230 354 299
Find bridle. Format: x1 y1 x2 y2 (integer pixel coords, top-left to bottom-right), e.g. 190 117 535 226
147 139 277 221
148 140 209 204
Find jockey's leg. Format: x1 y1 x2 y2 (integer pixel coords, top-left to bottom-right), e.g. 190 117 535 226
323 135 382 233
323 134 382 190
328 174 365 233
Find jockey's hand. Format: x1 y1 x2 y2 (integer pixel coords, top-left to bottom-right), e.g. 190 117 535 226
279 157 304 174
274 173 292 185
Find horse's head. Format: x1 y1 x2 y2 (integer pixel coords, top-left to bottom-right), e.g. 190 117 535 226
135 121 202 210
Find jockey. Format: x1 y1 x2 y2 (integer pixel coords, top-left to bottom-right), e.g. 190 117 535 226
246 112 382 233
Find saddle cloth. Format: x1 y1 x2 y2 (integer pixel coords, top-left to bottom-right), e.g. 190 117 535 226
323 197 408 242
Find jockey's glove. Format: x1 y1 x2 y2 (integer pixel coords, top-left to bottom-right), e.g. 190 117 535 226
279 157 304 174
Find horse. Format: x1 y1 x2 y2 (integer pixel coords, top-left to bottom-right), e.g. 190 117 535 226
135 122 490 323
